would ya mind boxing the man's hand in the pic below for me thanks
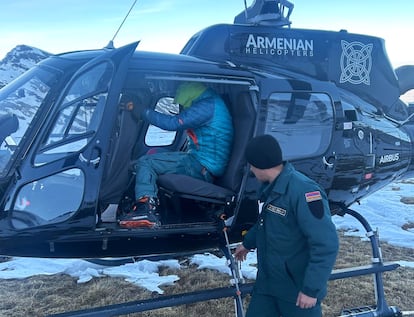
[296,291,317,309]
[234,244,249,261]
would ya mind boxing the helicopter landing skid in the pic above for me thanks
[335,208,402,317]
[48,208,404,317]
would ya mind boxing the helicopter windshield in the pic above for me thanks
[0,66,59,176]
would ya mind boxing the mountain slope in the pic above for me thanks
[0,45,51,88]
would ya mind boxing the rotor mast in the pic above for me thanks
[234,0,294,27]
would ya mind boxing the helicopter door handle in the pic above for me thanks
[323,155,335,168]
[79,152,101,167]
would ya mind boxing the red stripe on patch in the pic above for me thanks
[305,191,322,202]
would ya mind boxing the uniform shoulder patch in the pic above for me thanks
[305,191,322,202]
[305,191,324,219]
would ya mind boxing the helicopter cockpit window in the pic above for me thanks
[265,92,334,160]
[144,97,178,146]
[34,62,113,166]
[10,168,84,229]
[0,66,59,176]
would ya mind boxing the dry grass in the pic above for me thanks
[0,233,413,317]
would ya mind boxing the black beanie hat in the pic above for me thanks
[245,135,283,169]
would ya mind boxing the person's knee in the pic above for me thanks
[136,154,152,168]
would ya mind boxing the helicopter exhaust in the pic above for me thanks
[391,65,414,178]
[395,65,414,96]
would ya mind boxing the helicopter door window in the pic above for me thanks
[63,62,112,103]
[144,97,178,146]
[34,93,107,166]
[10,168,85,229]
[33,61,113,166]
[265,92,334,160]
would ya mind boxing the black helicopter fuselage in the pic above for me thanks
[0,21,413,258]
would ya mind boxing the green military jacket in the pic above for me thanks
[243,162,339,303]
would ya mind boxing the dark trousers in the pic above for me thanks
[246,292,322,317]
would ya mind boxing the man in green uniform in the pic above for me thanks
[235,134,339,317]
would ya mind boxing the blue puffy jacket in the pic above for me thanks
[142,89,234,176]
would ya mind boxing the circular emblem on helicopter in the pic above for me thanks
[357,129,364,140]
[340,40,373,85]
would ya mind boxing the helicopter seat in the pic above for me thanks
[157,91,255,220]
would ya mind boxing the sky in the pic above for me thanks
[1,0,414,68]
[0,179,413,295]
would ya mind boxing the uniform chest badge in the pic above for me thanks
[266,204,287,216]
[305,191,322,202]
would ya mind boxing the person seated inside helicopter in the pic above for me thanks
[118,82,234,229]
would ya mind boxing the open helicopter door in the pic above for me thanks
[2,43,137,238]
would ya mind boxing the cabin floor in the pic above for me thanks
[98,195,222,229]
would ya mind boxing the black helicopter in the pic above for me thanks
[2,1,414,316]
[0,0,413,251]
[1,0,414,293]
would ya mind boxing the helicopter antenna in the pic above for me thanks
[105,0,138,49]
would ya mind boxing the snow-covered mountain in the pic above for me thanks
[0,45,51,88]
